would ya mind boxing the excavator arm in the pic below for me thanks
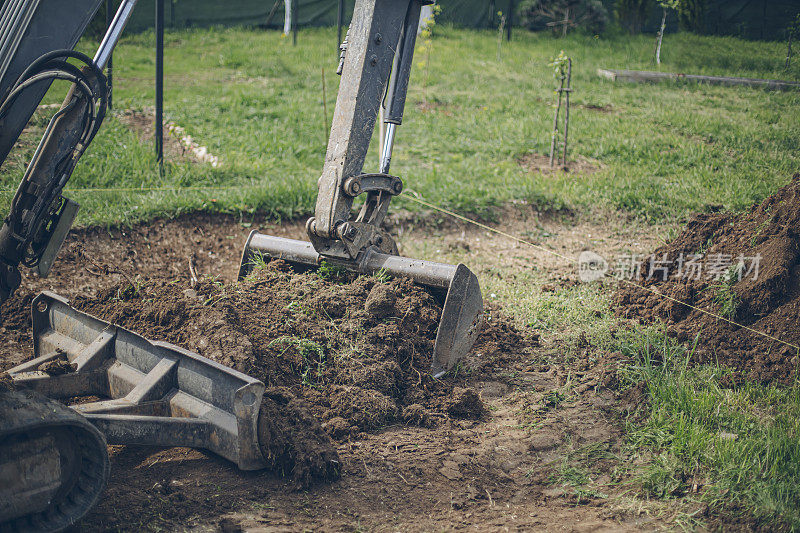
[0,0,136,308]
[241,0,483,377]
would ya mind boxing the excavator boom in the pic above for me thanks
[242,0,483,376]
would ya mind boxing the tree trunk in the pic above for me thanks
[283,0,292,36]
[655,8,666,65]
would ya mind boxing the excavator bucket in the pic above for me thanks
[239,232,483,376]
[239,0,483,375]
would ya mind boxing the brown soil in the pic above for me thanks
[517,152,602,176]
[579,103,615,113]
[615,174,800,386]
[117,108,214,165]
[69,262,522,437]
[0,211,661,531]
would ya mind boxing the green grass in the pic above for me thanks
[1,26,798,226]
[618,328,800,529]
[705,263,745,320]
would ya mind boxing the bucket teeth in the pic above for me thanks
[239,231,483,375]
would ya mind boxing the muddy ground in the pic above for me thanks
[0,209,671,532]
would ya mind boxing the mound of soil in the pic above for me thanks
[64,260,530,480]
[615,174,800,385]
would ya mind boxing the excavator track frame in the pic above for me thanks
[0,387,110,532]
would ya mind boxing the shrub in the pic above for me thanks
[615,0,652,35]
[518,0,609,35]
[676,0,707,33]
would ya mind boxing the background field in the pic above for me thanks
[1,26,798,226]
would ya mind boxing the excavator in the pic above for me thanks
[0,0,483,530]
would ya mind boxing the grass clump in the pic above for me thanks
[710,267,742,320]
[267,335,326,387]
[547,442,614,500]
[617,328,800,529]
[316,260,350,282]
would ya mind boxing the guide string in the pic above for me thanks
[401,191,800,353]
[0,183,795,352]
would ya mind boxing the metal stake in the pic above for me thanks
[507,0,514,41]
[292,0,298,45]
[337,0,345,51]
[106,0,114,109]
[155,0,164,170]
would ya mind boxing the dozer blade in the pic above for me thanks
[7,291,267,471]
[239,231,483,377]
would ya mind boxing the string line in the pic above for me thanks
[401,191,799,352]
[0,183,794,351]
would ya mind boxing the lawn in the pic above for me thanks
[1,26,798,226]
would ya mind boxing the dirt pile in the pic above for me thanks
[615,174,800,385]
[65,260,531,478]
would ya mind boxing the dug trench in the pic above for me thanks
[0,209,666,531]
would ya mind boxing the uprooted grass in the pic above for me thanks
[616,327,800,530]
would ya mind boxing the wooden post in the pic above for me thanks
[155,0,164,171]
[549,72,564,168]
[266,0,281,26]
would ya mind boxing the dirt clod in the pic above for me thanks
[364,284,397,318]
[257,387,340,488]
[321,417,351,440]
[37,358,76,376]
[328,386,399,430]
[446,387,485,419]
[401,403,432,427]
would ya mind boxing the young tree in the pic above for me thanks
[787,13,800,70]
[655,0,679,65]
